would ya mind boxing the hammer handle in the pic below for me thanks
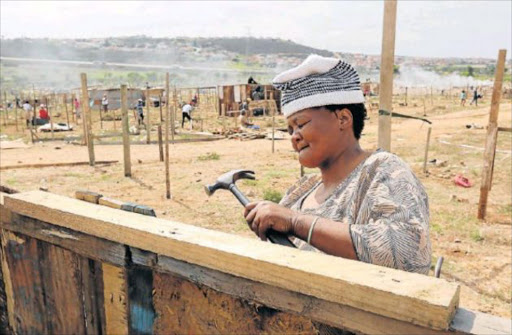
[229,185,296,248]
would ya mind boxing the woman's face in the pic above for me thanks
[287,108,347,168]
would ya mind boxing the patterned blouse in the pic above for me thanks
[280,150,432,275]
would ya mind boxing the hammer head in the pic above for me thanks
[205,169,255,196]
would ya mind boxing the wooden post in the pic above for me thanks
[423,127,432,174]
[221,104,226,133]
[271,92,275,153]
[404,87,408,105]
[64,94,70,127]
[300,165,304,177]
[172,87,178,140]
[165,74,171,199]
[80,73,95,166]
[121,84,131,177]
[377,0,397,151]
[146,88,151,144]
[14,93,19,131]
[158,125,164,162]
[159,93,163,122]
[71,93,76,123]
[46,97,54,140]
[2,91,7,126]
[478,49,507,220]
[99,99,103,129]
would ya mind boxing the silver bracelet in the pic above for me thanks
[307,217,320,245]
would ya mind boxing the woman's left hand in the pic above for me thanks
[244,201,297,241]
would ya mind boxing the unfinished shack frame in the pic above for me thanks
[0,190,510,335]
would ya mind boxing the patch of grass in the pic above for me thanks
[470,229,484,242]
[5,177,17,186]
[197,152,220,161]
[64,172,85,178]
[241,179,257,187]
[263,188,283,203]
[498,204,512,216]
[431,223,443,234]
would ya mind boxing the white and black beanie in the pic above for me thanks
[273,54,365,118]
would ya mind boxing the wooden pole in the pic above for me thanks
[159,93,163,122]
[2,91,7,126]
[300,165,304,177]
[99,99,103,129]
[172,86,177,140]
[271,91,275,153]
[478,49,507,220]
[377,0,397,151]
[14,93,18,131]
[422,127,432,174]
[121,84,132,177]
[64,94,70,126]
[158,125,164,162]
[80,73,95,166]
[404,87,408,105]
[46,97,54,140]
[146,88,151,144]
[165,73,171,199]
[72,93,76,123]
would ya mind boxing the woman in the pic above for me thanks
[244,55,431,274]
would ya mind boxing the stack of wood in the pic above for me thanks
[228,131,266,141]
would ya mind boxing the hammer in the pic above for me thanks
[205,169,296,248]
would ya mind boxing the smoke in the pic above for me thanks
[395,65,493,89]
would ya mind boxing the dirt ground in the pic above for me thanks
[1,95,511,319]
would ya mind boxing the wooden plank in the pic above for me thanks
[378,0,397,151]
[103,263,129,335]
[0,230,14,334]
[0,160,118,171]
[136,251,445,335]
[153,271,317,335]
[127,266,155,334]
[1,212,125,266]
[0,230,48,334]
[75,190,103,204]
[451,308,512,335]
[38,242,86,334]
[80,258,106,335]
[99,196,125,209]
[5,191,460,330]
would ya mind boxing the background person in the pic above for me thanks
[243,55,431,274]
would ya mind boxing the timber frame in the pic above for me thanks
[0,191,510,334]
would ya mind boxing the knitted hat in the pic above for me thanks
[273,54,364,117]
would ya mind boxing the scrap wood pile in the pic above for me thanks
[212,128,266,140]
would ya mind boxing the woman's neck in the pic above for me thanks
[319,142,366,189]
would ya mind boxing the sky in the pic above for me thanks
[1,1,511,59]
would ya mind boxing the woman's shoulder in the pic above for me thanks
[365,149,409,169]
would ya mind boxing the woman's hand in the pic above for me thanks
[244,201,297,241]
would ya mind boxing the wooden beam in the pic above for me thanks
[102,263,129,335]
[0,160,118,171]
[4,191,460,330]
[378,0,397,151]
[478,49,507,220]
[146,88,151,144]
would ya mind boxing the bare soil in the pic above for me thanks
[1,96,511,318]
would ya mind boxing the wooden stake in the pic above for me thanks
[172,86,177,139]
[80,73,95,166]
[146,88,151,144]
[478,49,507,220]
[165,74,171,199]
[271,92,275,153]
[99,99,103,129]
[14,93,18,131]
[377,0,397,151]
[158,125,164,162]
[423,127,432,174]
[46,97,54,140]
[221,104,226,133]
[300,165,304,177]
[404,87,408,105]
[159,93,163,122]
[121,84,131,177]
[2,91,7,126]
[64,94,70,127]
[71,93,77,124]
